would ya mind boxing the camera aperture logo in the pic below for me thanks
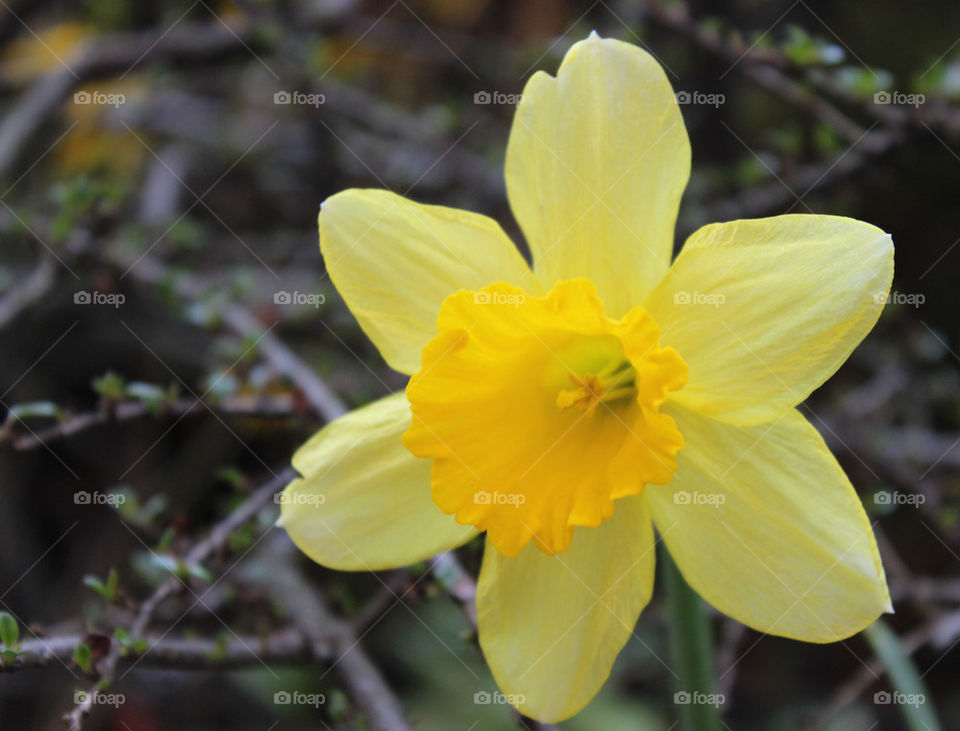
[675,90,725,108]
[874,690,924,707]
[273,690,325,707]
[473,291,525,307]
[474,690,525,705]
[874,290,924,308]
[874,90,924,108]
[474,490,525,507]
[673,290,725,308]
[673,490,726,508]
[674,691,725,707]
[74,291,125,308]
[73,90,125,108]
[474,90,523,106]
[75,491,126,507]
[74,690,125,708]
[874,490,925,507]
[274,91,325,107]
[274,291,325,308]
[275,492,325,507]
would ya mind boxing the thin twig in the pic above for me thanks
[0,21,268,181]
[11,628,310,671]
[429,551,478,631]
[10,394,299,450]
[634,1,869,144]
[252,532,411,731]
[122,253,347,422]
[0,253,56,330]
[65,467,293,728]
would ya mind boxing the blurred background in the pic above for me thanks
[0,0,958,729]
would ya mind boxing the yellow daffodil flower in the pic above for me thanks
[279,32,893,722]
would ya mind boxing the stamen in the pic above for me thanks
[556,360,636,416]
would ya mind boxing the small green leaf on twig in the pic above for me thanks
[113,628,147,655]
[327,688,349,722]
[73,642,93,673]
[210,634,228,662]
[83,568,120,602]
[125,382,172,416]
[3,402,63,437]
[0,612,19,649]
[92,371,126,400]
[184,562,212,583]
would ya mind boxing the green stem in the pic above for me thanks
[661,545,722,731]
[863,620,941,731]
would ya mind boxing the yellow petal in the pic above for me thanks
[645,403,891,642]
[280,392,476,570]
[477,495,655,722]
[319,189,541,374]
[505,33,691,316]
[645,215,894,424]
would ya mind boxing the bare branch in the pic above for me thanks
[65,466,293,728]
[12,629,309,671]
[0,253,56,330]
[252,533,411,731]
[122,252,347,422]
[10,394,299,451]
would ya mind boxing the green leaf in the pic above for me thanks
[128,639,147,654]
[91,371,126,400]
[327,688,350,722]
[82,575,108,598]
[156,527,177,553]
[105,568,119,600]
[125,382,168,412]
[5,401,62,423]
[0,611,19,648]
[83,568,120,602]
[184,562,212,583]
[73,642,93,673]
[151,554,180,575]
[210,634,228,662]
[864,620,942,731]
[113,628,146,655]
